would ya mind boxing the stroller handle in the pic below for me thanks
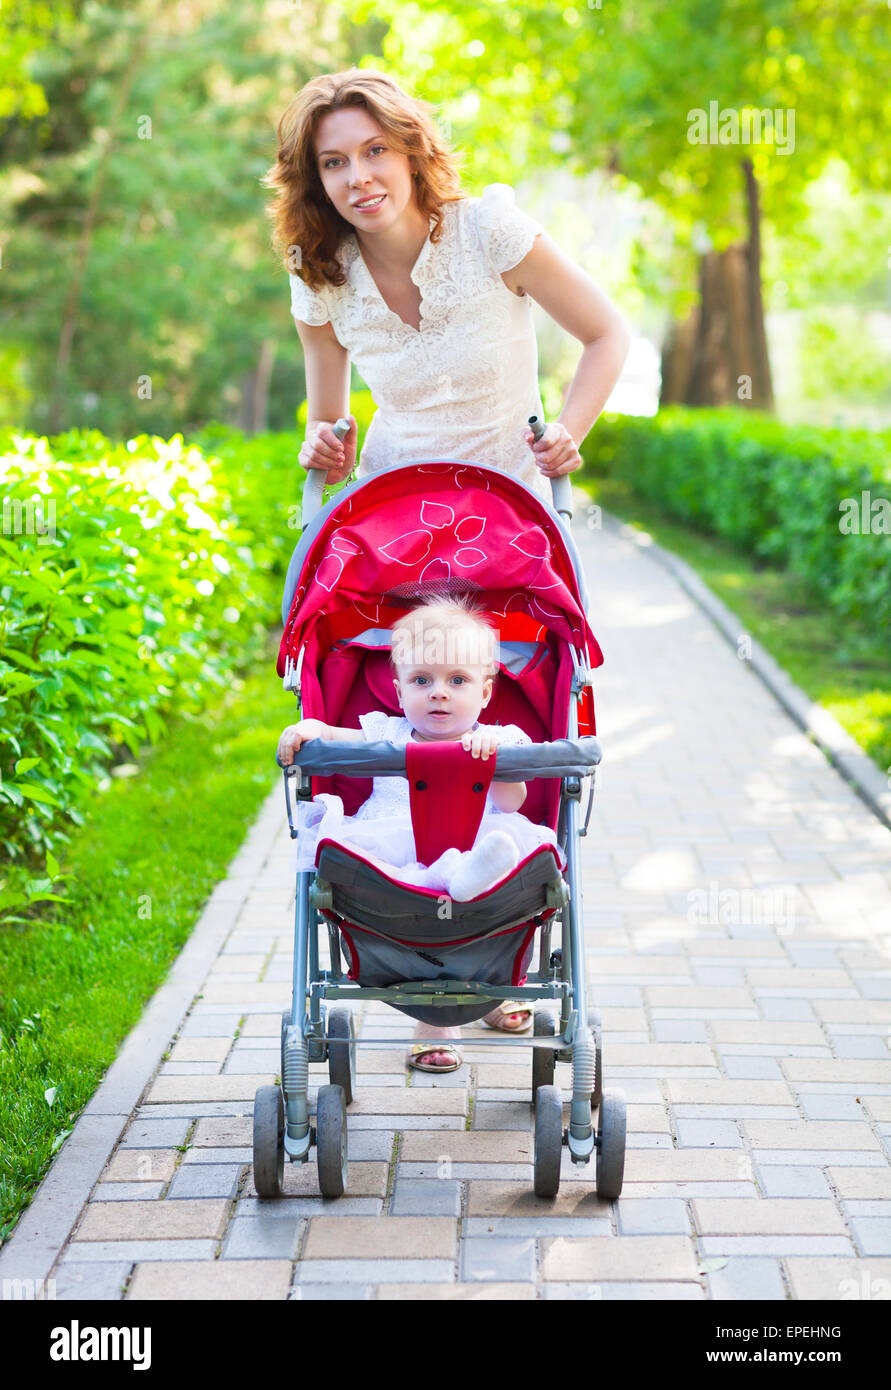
[277,734,601,781]
[300,415,575,529]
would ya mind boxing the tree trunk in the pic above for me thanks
[660,160,774,410]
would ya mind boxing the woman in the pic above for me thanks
[264,68,629,1070]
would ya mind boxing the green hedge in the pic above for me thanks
[0,395,377,927]
[581,408,891,634]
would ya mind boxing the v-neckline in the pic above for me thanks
[354,222,434,334]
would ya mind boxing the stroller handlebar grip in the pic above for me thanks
[529,415,573,522]
[278,734,601,780]
[301,417,351,529]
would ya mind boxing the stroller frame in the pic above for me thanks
[253,451,627,1201]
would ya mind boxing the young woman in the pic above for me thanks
[264,67,630,501]
[264,69,629,1067]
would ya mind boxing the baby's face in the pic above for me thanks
[393,659,493,742]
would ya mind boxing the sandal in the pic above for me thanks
[407,1042,464,1073]
[482,1001,533,1033]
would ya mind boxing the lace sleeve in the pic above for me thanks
[491,722,533,748]
[289,272,331,327]
[476,183,543,274]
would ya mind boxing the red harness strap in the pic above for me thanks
[405,740,496,865]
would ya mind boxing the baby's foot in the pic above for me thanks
[406,1022,463,1072]
[448,831,520,902]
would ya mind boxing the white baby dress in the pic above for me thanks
[288,183,552,502]
[294,711,563,895]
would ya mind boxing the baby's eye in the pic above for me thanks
[413,675,430,685]
[451,676,466,685]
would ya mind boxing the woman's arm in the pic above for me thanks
[504,234,631,477]
[295,318,356,483]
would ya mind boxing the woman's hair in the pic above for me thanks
[390,594,499,678]
[263,68,466,291]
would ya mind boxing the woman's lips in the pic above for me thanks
[353,194,386,214]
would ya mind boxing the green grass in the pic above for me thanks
[0,640,297,1246]
[580,476,891,779]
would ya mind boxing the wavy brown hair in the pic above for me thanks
[263,68,466,291]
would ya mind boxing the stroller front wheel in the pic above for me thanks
[253,1085,284,1198]
[533,1084,563,1198]
[316,1084,348,1197]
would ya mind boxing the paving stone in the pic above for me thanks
[709,1021,827,1045]
[461,1236,535,1283]
[390,1181,461,1216]
[754,1149,887,1167]
[347,1115,464,1131]
[179,1013,242,1037]
[52,1262,132,1301]
[102,1150,178,1183]
[375,1282,536,1300]
[698,1236,855,1256]
[849,1219,891,1256]
[73,1199,230,1242]
[166,1164,241,1199]
[128,1259,292,1300]
[759,998,816,1021]
[798,1094,869,1121]
[92,1183,165,1202]
[291,1285,372,1300]
[120,1119,192,1148]
[755,1165,833,1198]
[145,1075,274,1103]
[465,1183,610,1217]
[692,1199,847,1235]
[542,1281,703,1300]
[705,1257,786,1301]
[294,1260,455,1284]
[785,1257,891,1300]
[221,1216,304,1260]
[719,1055,784,1080]
[345,1088,467,1115]
[223,1050,279,1074]
[827,1167,891,1199]
[470,1103,532,1131]
[242,1162,389,1199]
[782,1059,891,1084]
[541,1235,699,1282]
[238,1196,382,1217]
[665,1079,795,1105]
[464,1217,609,1237]
[623,1151,748,1182]
[192,1117,253,1147]
[675,1119,742,1149]
[61,1240,219,1263]
[167,1038,231,1064]
[303,1217,457,1260]
[742,1120,881,1150]
[400,1132,534,1163]
[830,1035,891,1059]
[671,1105,797,1120]
[183,1147,253,1165]
[399,1163,533,1182]
[616,1199,691,1235]
[159,1062,223,1077]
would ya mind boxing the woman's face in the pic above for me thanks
[314,106,417,235]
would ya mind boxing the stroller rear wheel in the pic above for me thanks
[531,1009,556,1101]
[316,1084,348,1197]
[253,1085,284,1198]
[596,1088,626,1200]
[327,1006,357,1105]
[533,1084,563,1197]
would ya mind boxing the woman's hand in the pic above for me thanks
[299,416,357,485]
[522,421,583,478]
[277,719,329,765]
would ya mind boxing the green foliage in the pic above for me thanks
[581,409,891,634]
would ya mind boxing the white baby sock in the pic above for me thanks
[447,831,520,902]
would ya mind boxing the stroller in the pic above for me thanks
[252,432,627,1200]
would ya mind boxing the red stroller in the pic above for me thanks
[253,446,627,1199]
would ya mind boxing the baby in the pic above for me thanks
[276,594,561,1069]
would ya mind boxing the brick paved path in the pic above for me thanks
[25,514,891,1300]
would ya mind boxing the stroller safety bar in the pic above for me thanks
[300,415,575,530]
[278,734,601,781]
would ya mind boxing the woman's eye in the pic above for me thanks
[370,145,385,155]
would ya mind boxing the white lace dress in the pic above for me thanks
[289,183,551,501]
[294,711,561,891]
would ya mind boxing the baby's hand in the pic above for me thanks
[461,727,499,761]
[277,719,327,765]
